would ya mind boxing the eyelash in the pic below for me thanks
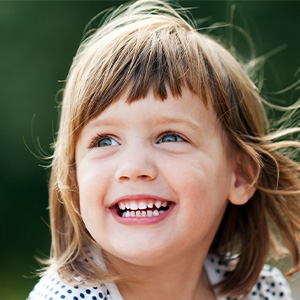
[157,131,186,144]
[89,131,186,148]
[89,134,118,148]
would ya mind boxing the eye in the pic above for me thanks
[158,132,184,144]
[90,135,119,148]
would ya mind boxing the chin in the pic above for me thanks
[106,242,173,267]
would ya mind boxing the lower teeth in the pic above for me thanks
[121,209,166,218]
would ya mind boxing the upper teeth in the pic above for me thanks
[118,200,168,211]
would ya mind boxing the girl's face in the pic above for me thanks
[75,87,237,267]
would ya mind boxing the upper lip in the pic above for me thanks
[109,194,172,208]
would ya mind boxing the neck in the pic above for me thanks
[106,251,216,300]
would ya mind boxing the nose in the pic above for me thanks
[115,147,158,182]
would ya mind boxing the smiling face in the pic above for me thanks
[75,87,237,267]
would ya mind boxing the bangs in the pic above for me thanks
[123,28,210,102]
[69,22,214,132]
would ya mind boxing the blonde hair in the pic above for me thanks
[47,0,300,297]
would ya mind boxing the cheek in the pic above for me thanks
[77,164,112,243]
[76,160,114,217]
[160,151,231,215]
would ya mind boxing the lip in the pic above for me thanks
[109,194,175,225]
[109,194,172,207]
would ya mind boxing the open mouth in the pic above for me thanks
[112,200,172,218]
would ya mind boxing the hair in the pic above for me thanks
[45,0,300,297]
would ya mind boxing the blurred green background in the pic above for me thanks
[0,1,299,299]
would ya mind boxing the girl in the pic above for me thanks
[27,0,300,299]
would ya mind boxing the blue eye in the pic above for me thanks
[94,136,119,147]
[158,133,184,143]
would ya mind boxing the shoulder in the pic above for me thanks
[26,270,118,300]
[246,264,293,300]
[205,254,293,300]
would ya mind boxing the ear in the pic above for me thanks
[228,159,256,205]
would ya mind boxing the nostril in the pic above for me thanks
[118,175,130,181]
[115,162,158,181]
[139,174,151,179]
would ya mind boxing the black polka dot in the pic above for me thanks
[27,255,292,300]
[257,282,261,290]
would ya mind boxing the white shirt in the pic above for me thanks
[27,254,293,300]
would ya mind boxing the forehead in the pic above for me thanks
[81,87,218,135]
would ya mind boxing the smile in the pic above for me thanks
[109,195,175,224]
[117,200,169,218]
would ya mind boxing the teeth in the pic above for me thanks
[147,202,153,208]
[119,202,126,210]
[153,210,159,216]
[118,200,170,217]
[118,200,168,210]
[154,201,161,209]
[129,202,138,210]
[121,209,167,218]
[138,202,147,210]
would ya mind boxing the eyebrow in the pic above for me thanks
[88,115,202,132]
[152,116,202,132]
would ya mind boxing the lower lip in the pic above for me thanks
[110,204,175,225]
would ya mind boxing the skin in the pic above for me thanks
[75,87,255,300]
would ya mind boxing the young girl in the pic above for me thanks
[27,0,300,299]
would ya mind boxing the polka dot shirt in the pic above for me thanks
[204,254,293,299]
[27,254,293,300]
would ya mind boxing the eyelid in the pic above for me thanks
[89,134,119,148]
[157,131,187,143]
